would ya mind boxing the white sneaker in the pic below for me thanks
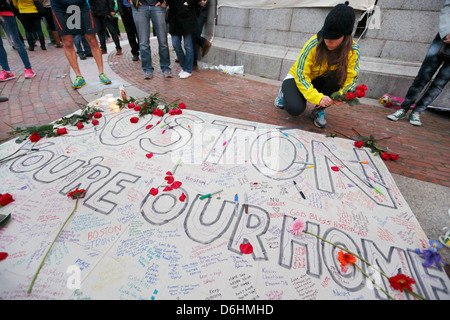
[179,71,192,79]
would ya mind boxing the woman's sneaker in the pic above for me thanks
[408,111,422,126]
[310,107,327,128]
[0,70,15,81]
[72,76,86,89]
[99,73,111,85]
[274,87,284,109]
[387,109,407,121]
[24,69,36,79]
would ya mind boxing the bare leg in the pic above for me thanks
[61,34,82,77]
[84,33,104,74]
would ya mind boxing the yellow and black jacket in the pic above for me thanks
[288,34,360,106]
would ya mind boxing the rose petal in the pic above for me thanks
[146,153,153,159]
[166,171,173,176]
[171,181,182,189]
[0,252,8,261]
[149,188,158,196]
[165,176,175,184]
[239,242,253,255]
[179,193,186,202]
[331,166,339,172]
[163,186,173,191]
[146,124,153,129]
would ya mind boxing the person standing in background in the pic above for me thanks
[131,0,172,79]
[166,0,197,79]
[117,0,139,61]
[193,0,210,69]
[37,0,63,47]
[12,0,46,51]
[50,0,112,88]
[89,0,122,55]
[387,0,449,126]
[0,0,36,81]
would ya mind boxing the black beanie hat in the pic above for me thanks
[318,1,355,40]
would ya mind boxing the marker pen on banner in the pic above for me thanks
[244,192,248,213]
[293,181,306,199]
[200,189,223,200]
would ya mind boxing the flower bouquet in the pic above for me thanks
[331,84,368,106]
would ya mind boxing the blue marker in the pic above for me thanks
[234,194,239,216]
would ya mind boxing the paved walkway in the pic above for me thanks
[1,38,450,269]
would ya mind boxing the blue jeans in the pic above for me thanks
[74,34,92,56]
[0,15,32,70]
[172,34,194,73]
[132,5,171,73]
[401,33,450,113]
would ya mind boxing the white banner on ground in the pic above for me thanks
[217,0,376,11]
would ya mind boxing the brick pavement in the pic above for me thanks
[0,43,449,188]
[0,45,87,142]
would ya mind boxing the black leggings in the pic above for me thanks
[282,71,340,116]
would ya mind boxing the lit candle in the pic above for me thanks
[107,97,117,110]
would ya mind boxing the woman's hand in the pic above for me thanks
[319,96,333,108]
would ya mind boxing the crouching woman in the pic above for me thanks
[275,1,361,128]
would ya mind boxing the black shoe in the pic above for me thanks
[132,54,139,61]
[0,96,8,102]
[79,53,87,60]
[85,53,93,57]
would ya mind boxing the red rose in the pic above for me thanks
[178,102,186,109]
[355,84,368,91]
[169,109,176,115]
[345,92,356,100]
[356,90,365,98]
[174,108,182,115]
[152,109,164,117]
[380,152,391,161]
[130,117,139,123]
[384,102,393,108]
[354,141,364,148]
[93,112,102,119]
[77,122,84,130]
[57,128,68,135]
[0,193,14,206]
[390,153,399,160]
[128,102,135,109]
[29,132,40,143]
[134,105,141,112]
[92,119,99,126]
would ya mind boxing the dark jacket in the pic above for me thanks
[0,0,14,12]
[166,0,197,36]
[90,0,115,17]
